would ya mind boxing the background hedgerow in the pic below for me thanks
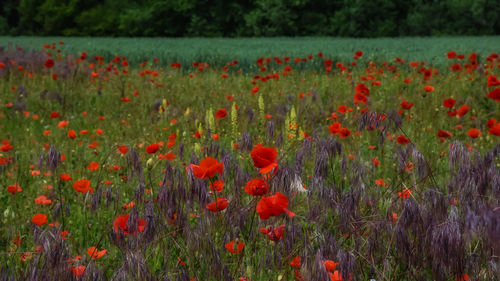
[0,40,499,281]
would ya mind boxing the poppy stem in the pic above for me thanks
[244,199,258,242]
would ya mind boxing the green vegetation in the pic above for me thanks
[1,0,500,37]
[0,41,499,280]
[1,36,500,69]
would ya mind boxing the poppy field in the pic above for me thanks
[0,39,499,281]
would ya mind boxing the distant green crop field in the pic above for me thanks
[1,36,499,69]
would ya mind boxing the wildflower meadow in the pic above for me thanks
[0,39,499,281]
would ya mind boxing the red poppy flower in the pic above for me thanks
[355,83,369,95]
[59,174,72,181]
[34,195,51,205]
[7,184,22,195]
[206,198,229,212]
[466,128,481,138]
[256,192,295,220]
[244,178,269,196]
[87,161,99,171]
[396,135,410,145]
[215,108,227,119]
[188,157,223,179]
[353,93,367,104]
[330,270,351,281]
[487,88,500,102]
[250,144,278,174]
[158,153,176,160]
[457,105,469,117]
[323,260,339,272]
[87,247,107,260]
[329,122,341,135]
[209,180,224,192]
[443,98,456,108]
[375,178,388,187]
[0,143,13,152]
[193,130,202,138]
[289,256,301,268]
[146,143,160,154]
[73,179,93,193]
[400,100,414,110]
[113,214,147,235]
[67,130,76,139]
[487,75,500,88]
[225,240,244,254]
[447,51,457,59]
[339,128,351,138]
[423,85,434,92]
[70,266,85,277]
[398,188,412,199]
[44,59,54,69]
[437,130,453,138]
[32,213,47,226]
[488,124,500,136]
[260,224,285,241]
[58,120,69,128]
[487,118,497,128]
[118,145,128,154]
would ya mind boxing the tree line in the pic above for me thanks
[1,0,499,37]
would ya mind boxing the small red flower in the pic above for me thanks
[113,214,147,235]
[457,105,469,117]
[209,180,224,192]
[437,130,453,138]
[256,192,295,220]
[398,188,412,199]
[225,240,244,254]
[188,157,223,179]
[400,100,414,110]
[87,247,107,260]
[118,145,128,154]
[396,135,410,145]
[423,85,434,92]
[260,224,285,241]
[487,75,500,88]
[250,144,278,174]
[244,178,269,196]
[442,98,456,108]
[146,143,160,154]
[215,108,227,119]
[289,256,301,268]
[7,184,22,195]
[206,198,229,212]
[32,213,47,226]
[339,128,351,138]
[70,266,85,277]
[59,174,73,181]
[466,128,481,138]
[73,179,93,193]
[323,260,339,272]
[67,130,76,139]
[44,59,55,69]
[329,122,341,135]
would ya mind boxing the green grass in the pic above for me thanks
[1,36,500,69]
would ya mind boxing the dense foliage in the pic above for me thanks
[0,40,499,280]
[1,0,500,37]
